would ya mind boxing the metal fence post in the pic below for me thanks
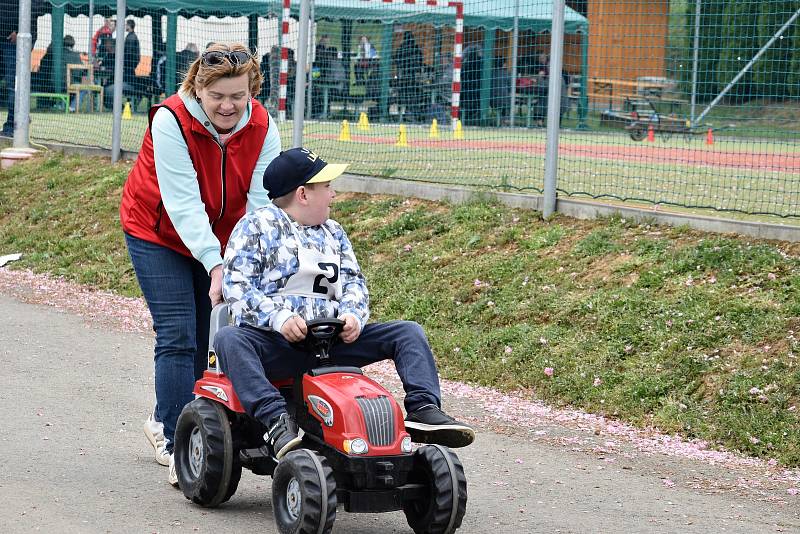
[292,0,311,148]
[543,0,565,219]
[12,0,32,148]
[111,0,126,163]
[87,0,95,67]
[509,0,519,128]
[689,0,701,127]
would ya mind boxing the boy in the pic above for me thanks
[215,147,475,459]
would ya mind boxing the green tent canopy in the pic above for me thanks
[49,0,587,34]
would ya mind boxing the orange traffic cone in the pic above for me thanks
[706,128,714,145]
[647,124,655,142]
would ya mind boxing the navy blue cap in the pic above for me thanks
[263,148,348,199]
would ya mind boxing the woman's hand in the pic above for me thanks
[209,265,224,306]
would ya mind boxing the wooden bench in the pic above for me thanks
[30,92,69,112]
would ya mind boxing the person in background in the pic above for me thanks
[31,35,78,94]
[119,42,281,487]
[176,43,199,78]
[103,19,141,109]
[354,34,378,87]
[95,33,115,87]
[490,56,512,125]
[91,17,115,56]
[460,43,482,125]
[123,19,140,89]
[0,0,48,137]
[532,52,549,126]
[258,48,271,104]
[312,34,339,117]
[392,30,424,122]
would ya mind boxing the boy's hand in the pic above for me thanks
[340,314,361,344]
[280,315,308,343]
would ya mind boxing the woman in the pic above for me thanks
[119,42,281,486]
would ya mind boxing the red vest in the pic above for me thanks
[120,94,269,260]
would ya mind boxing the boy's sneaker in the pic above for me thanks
[168,453,179,488]
[144,411,170,466]
[404,404,475,448]
[263,413,302,460]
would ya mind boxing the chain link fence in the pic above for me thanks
[3,0,799,223]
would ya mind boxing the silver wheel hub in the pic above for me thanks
[188,427,204,478]
[286,478,301,520]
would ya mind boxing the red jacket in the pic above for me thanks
[120,94,269,260]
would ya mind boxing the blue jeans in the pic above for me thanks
[214,321,442,427]
[124,233,212,451]
[2,41,16,132]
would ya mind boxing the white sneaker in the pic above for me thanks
[168,453,179,488]
[144,411,170,466]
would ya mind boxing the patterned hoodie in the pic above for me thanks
[223,203,369,333]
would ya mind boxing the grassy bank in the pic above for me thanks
[2,151,799,465]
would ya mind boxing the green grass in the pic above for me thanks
[10,107,799,222]
[2,151,800,465]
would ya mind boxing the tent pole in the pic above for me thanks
[111,0,127,163]
[51,7,64,94]
[543,0,565,219]
[292,0,311,148]
[248,15,258,53]
[479,29,494,124]
[577,29,587,129]
[166,13,177,94]
[509,0,519,127]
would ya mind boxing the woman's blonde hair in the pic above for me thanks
[180,42,263,97]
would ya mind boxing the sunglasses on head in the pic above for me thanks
[201,50,252,67]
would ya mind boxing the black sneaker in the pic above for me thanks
[404,404,475,448]
[263,413,302,459]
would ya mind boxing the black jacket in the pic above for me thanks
[0,0,49,44]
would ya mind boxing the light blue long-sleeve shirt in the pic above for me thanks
[151,91,281,273]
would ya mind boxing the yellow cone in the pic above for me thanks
[122,101,133,120]
[429,118,439,139]
[357,112,370,131]
[396,124,409,147]
[338,120,351,142]
[453,119,464,140]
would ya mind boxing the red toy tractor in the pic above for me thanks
[174,305,468,534]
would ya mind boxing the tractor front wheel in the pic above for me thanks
[272,449,337,534]
[404,444,467,534]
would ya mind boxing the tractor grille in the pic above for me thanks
[356,395,395,446]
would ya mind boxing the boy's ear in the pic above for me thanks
[295,185,308,204]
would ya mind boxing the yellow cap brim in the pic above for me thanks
[307,163,348,184]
